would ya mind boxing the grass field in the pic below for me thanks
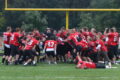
[0,61,120,80]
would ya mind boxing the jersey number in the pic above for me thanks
[28,40,33,45]
[11,35,14,40]
[48,42,54,47]
[114,36,117,42]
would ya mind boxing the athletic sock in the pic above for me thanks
[48,61,51,64]
[33,61,36,64]
[2,58,5,64]
[24,63,28,66]
[54,61,57,64]
[5,60,8,65]
[14,60,19,65]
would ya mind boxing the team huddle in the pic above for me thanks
[2,27,120,69]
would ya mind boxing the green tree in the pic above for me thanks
[21,11,48,31]
[3,0,120,31]
[0,12,6,31]
[79,12,95,28]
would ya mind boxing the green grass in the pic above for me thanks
[0,62,120,80]
[0,50,4,54]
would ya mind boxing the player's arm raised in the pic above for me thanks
[54,43,57,55]
[43,42,47,53]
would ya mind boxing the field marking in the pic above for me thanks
[0,67,118,72]
[0,76,119,79]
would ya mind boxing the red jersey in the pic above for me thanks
[57,37,64,45]
[89,32,95,38]
[19,39,27,50]
[3,32,11,45]
[10,32,21,46]
[88,41,97,52]
[26,34,33,41]
[45,40,57,51]
[33,31,41,38]
[60,31,67,39]
[95,39,107,52]
[78,33,84,39]
[100,35,105,40]
[68,33,79,45]
[82,32,90,40]
[108,32,118,46]
[119,37,120,44]
[76,40,88,50]
[78,61,96,69]
[25,38,39,50]
[56,33,60,37]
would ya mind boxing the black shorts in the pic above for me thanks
[24,50,35,59]
[76,45,82,53]
[89,53,98,63]
[57,44,65,56]
[10,44,20,56]
[108,45,118,59]
[32,50,39,56]
[96,63,106,68]
[4,45,10,56]
[81,49,89,57]
[118,49,120,55]
[46,51,56,57]
[57,42,73,56]
[19,50,24,56]
[35,45,40,55]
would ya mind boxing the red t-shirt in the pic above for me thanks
[108,32,118,46]
[3,32,12,45]
[19,39,26,50]
[10,32,21,46]
[88,41,97,52]
[76,40,88,50]
[78,61,96,69]
[100,35,105,40]
[25,38,39,50]
[56,33,60,37]
[111,32,118,46]
[60,31,67,39]
[82,32,90,40]
[89,32,95,38]
[45,40,57,51]
[95,39,108,52]
[68,33,79,45]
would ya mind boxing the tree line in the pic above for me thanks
[0,0,120,32]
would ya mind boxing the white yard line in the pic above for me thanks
[0,76,118,79]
